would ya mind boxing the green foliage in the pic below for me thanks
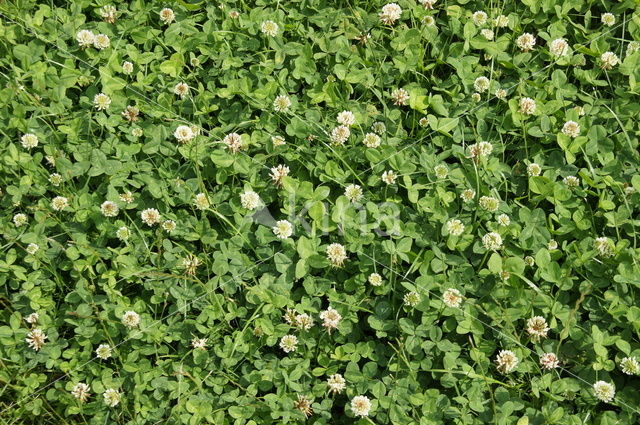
[0,0,640,424]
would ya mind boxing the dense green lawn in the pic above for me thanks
[1,1,639,424]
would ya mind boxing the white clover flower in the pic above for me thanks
[600,51,619,69]
[337,110,356,126]
[593,381,615,403]
[93,34,110,50]
[273,95,291,112]
[72,383,91,402]
[93,93,111,110]
[391,88,410,105]
[497,214,510,226]
[132,128,143,137]
[174,125,195,143]
[182,255,201,275]
[240,191,261,210]
[271,135,286,147]
[279,334,298,353]
[173,82,189,98]
[494,15,509,28]
[379,3,402,25]
[141,208,161,226]
[326,243,347,267]
[620,357,640,375]
[526,316,550,341]
[229,10,240,19]
[540,352,560,370]
[350,395,372,417]
[479,141,493,156]
[283,308,298,326]
[121,105,140,122]
[48,173,61,185]
[480,29,494,40]
[100,201,119,217]
[20,133,39,149]
[319,306,342,332]
[294,394,313,417]
[120,191,134,204]
[51,196,69,211]
[159,8,175,24]
[116,226,130,241]
[468,141,493,159]
[422,15,436,27]
[419,0,437,9]
[562,121,580,138]
[442,288,463,308]
[26,243,39,255]
[495,350,518,373]
[549,38,569,57]
[273,220,293,239]
[330,125,351,145]
[194,193,210,210]
[574,105,586,116]
[495,88,507,99]
[122,61,134,74]
[100,5,117,23]
[121,311,140,328]
[563,175,580,187]
[270,164,290,186]
[368,272,383,286]
[548,239,558,250]
[76,29,95,47]
[103,388,121,407]
[479,196,499,211]
[460,189,476,203]
[261,20,279,36]
[222,132,243,153]
[482,232,503,251]
[26,328,47,351]
[96,344,112,360]
[594,236,615,257]
[371,121,386,135]
[327,374,346,394]
[294,313,314,331]
[527,163,542,176]
[627,41,640,57]
[191,337,208,350]
[181,256,199,275]
[471,93,481,102]
[344,184,363,203]
[516,33,536,51]
[363,133,381,148]
[162,220,176,233]
[419,116,429,127]
[474,76,490,93]
[524,256,535,267]
[434,164,449,179]
[601,13,615,27]
[381,170,397,185]
[14,213,28,227]
[472,11,487,26]
[403,291,420,307]
[446,219,465,236]
[25,312,39,324]
[519,97,537,115]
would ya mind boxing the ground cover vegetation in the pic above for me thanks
[1,0,640,424]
